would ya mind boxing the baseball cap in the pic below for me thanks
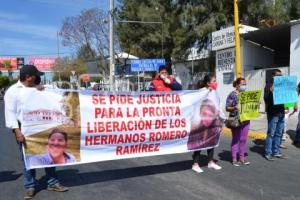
[20,65,44,76]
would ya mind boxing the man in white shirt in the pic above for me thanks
[4,65,68,199]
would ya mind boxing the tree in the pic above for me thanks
[289,0,300,20]
[116,0,232,62]
[239,0,300,27]
[0,76,10,89]
[77,44,97,61]
[60,8,110,60]
[52,57,88,82]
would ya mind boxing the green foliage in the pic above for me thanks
[239,0,300,27]
[116,0,233,61]
[0,76,10,89]
[117,0,300,62]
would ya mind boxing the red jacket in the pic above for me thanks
[150,75,182,91]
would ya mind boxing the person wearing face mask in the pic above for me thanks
[149,65,182,91]
[264,69,287,161]
[189,74,222,173]
[226,77,250,166]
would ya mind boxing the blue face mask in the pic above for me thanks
[240,85,247,92]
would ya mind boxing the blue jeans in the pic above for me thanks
[295,112,300,142]
[18,143,59,189]
[265,114,285,156]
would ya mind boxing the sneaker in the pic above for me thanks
[47,183,69,192]
[265,155,275,161]
[192,165,204,173]
[24,188,35,200]
[232,160,240,167]
[240,160,250,165]
[208,162,222,170]
[273,154,288,159]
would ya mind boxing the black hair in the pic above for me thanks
[158,65,168,72]
[233,77,245,87]
[272,69,282,76]
[19,73,27,81]
[34,76,41,85]
[198,73,216,89]
[48,128,68,141]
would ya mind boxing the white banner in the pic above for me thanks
[21,89,224,169]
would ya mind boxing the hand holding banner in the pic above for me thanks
[273,76,298,105]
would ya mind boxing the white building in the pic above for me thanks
[212,21,300,111]
[23,109,74,125]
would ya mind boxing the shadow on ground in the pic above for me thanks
[36,160,193,190]
[249,139,265,157]
[0,171,22,183]
[218,150,231,163]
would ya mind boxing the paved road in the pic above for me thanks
[0,101,300,200]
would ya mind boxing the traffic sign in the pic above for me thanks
[82,74,90,82]
[131,59,165,72]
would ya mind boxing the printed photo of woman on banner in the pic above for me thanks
[187,98,223,150]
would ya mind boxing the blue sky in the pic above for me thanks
[0,0,109,58]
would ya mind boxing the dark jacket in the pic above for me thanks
[264,82,285,116]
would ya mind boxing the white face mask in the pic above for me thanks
[160,74,167,80]
[240,85,247,92]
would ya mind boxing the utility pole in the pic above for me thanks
[57,31,61,82]
[234,0,242,78]
[57,31,60,58]
[109,0,115,91]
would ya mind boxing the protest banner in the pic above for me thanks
[20,89,224,169]
[273,76,298,105]
[239,90,261,122]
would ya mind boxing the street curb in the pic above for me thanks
[222,127,266,140]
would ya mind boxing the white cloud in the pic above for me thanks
[0,19,58,40]
[0,37,49,55]
[0,11,29,21]
[0,37,72,56]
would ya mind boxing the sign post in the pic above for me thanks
[131,59,165,72]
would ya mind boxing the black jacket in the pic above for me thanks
[264,83,285,116]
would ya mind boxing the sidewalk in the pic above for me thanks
[222,113,299,140]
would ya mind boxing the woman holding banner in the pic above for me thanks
[226,77,250,167]
[189,74,222,173]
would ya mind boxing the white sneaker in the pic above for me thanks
[208,162,222,170]
[192,165,204,173]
